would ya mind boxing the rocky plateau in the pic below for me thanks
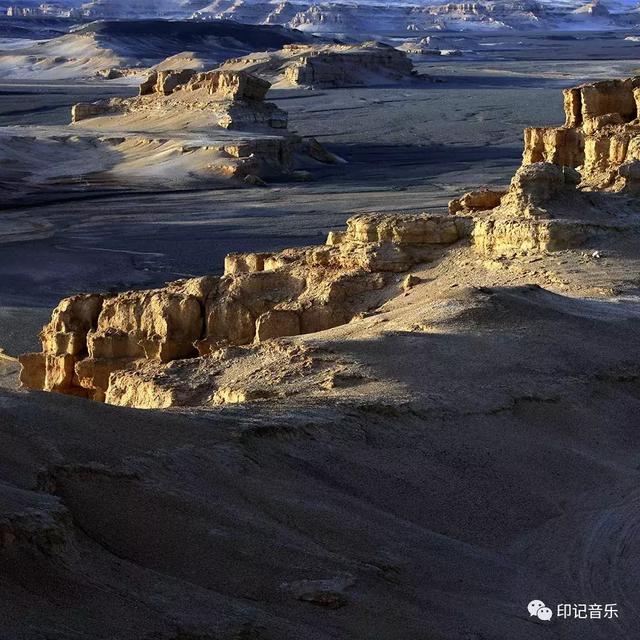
[215,41,419,88]
[19,75,640,414]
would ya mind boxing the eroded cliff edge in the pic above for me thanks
[6,74,640,640]
[19,75,640,409]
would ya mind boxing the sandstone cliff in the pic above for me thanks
[19,157,640,408]
[19,213,467,406]
[523,76,640,190]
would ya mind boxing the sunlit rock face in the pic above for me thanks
[524,76,640,190]
[19,212,468,407]
[19,76,640,408]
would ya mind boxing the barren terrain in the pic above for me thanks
[1,25,640,640]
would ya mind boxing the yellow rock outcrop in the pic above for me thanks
[20,76,640,408]
[523,76,640,189]
[19,212,466,404]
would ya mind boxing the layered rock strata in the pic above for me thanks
[523,76,640,190]
[20,213,467,404]
[216,42,418,88]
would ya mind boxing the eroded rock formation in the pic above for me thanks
[65,67,338,183]
[216,42,418,88]
[20,76,640,408]
[72,68,288,130]
[523,76,640,190]
[283,42,415,87]
[467,162,637,257]
[19,213,467,406]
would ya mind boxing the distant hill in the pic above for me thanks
[0,19,318,80]
[1,0,639,41]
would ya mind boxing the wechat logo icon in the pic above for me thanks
[528,600,553,621]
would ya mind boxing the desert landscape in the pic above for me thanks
[2,1,640,638]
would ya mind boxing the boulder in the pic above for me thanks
[448,188,506,214]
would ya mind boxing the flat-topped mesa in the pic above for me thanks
[283,42,415,87]
[523,76,640,189]
[71,69,288,131]
[19,212,469,406]
[216,42,418,89]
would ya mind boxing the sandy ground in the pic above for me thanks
[2,278,640,638]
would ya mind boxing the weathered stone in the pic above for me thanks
[75,357,136,401]
[140,68,270,101]
[281,42,415,88]
[18,352,46,390]
[473,219,589,257]
[44,354,77,392]
[39,294,103,356]
[156,69,198,95]
[105,369,177,409]
[212,387,276,405]
[243,174,267,187]
[255,310,301,342]
[71,102,113,123]
[345,213,464,245]
[326,231,345,246]
[523,76,640,189]
[98,68,124,80]
[224,252,271,276]
[402,274,420,291]
[304,137,339,164]
[139,70,158,95]
[449,189,506,214]
[498,163,581,217]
